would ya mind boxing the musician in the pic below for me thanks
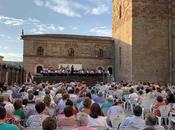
[71,65,74,75]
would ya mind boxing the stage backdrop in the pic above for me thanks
[58,64,82,70]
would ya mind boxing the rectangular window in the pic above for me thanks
[119,5,122,19]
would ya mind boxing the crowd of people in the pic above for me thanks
[40,66,109,76]
[0,81,175,130]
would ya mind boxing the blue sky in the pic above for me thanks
[0,0,112,61]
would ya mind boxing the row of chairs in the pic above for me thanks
[123,97,175,130]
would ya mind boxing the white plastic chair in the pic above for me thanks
[125,99,134,112]
[168,111,175,130]
[141,106,151,120]
[141,107,145,119]
[110,114,125,129]
[123,101,127,110]
[157,105,171,126]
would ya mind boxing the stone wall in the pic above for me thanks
[171,0,175,83]
[132,0,169,82]
[113,0,170,83]
[0,56,3,64]
[22,35,113,74]
[112,0,133,81]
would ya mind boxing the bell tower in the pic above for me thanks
[112,0,170,83]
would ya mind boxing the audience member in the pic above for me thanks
[152,96,166,117]
[0,81,174,130]
[26,102,48,128]
[82,97,92,114]
[42,117,56,130]
[119,105,145,130]
[72,112,97,130]
[0,106,19,130]
[88,103,108,129]
[13,99,25,121]
[140,113,164,130]
[57,106,76,127]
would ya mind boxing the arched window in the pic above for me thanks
[98,49,104,57]
[36,66,43,73]
[37,47,44,56]
[68,48,74,57]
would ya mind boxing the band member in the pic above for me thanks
[71,65,74,75]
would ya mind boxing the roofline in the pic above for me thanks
[21,34,113,41]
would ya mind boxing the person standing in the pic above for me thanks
[71,65,74,75]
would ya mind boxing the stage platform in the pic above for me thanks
[33,74,107,85]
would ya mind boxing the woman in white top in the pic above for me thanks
[87,103,108,129]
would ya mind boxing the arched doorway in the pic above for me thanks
[108,67,112,75]
[36,66,43,73]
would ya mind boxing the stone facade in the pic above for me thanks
[0,60,25,86]
[112,0,133,81]
[171,0,175,84]
[22,34,113,75]
[22,0,175,83]
[0,56,4,64]
[112,0,173,83]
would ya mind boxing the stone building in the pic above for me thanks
[0,56,25,86]
[21,0,175,83]
[112,0,175,83]
[0,56,3,64]
[21,34,114,75]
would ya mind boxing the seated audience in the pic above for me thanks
[138,90,145,104]
[101,95,113,116]
[139,113,164,130]
[166,89,175,104]
[0,106,19,130]
[0,95,5,107]
[13,99,25,121]
[57,106,76,127]
[107,99,124,118]
[152,96,166,117]
[42,117,57,130]
[106,99,125,129]
[5,104,16,124]
[82,97,92,114]
[72,112,97,130]
[93,92,105,104]
[43,95,55,116]
[26,102,48,128]
[119,105,145,130]
[0,80,174,130]
[87,103,108,129]
[56,93,69,113]
[65,99,78,115]
[128,88,139,103]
